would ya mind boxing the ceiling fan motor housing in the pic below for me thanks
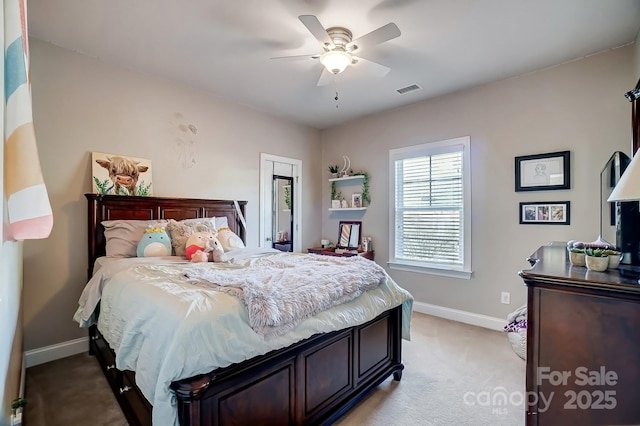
[325,27,354,51]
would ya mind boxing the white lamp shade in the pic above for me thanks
[320,50,351,74]
[608,151,640,202]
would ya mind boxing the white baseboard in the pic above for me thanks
[24,337,88,368]
[412,301,506,331]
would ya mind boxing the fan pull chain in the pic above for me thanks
[333,77,339,109]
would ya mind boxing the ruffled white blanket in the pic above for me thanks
[183,253,387,338]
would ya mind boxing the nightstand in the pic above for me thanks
[307,247,375,261]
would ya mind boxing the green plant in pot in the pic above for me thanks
[584,248,609,272]
[603,249,622,269]
[568,247,586,266]
[328,165,339,177]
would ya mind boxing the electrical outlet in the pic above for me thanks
[501,292,511,304]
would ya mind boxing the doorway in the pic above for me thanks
[260,153,302,252]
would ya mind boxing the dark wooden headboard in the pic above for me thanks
[85,193,247,277]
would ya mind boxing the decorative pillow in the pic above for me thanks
[209,216,244,252]
[136,225,172,257]
[102,219,168,257]
[165,218,217,257]
[217,227,245,252]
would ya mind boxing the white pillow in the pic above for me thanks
[102,219,168,257]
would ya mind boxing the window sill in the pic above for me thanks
[387,260,472,279]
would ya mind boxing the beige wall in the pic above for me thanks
[0,242,22,425]
[23,39,323,351]
[322,44,635,320]
[21,37,638,353]
[0,103,23,424]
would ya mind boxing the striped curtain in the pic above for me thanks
[3,0,52,241]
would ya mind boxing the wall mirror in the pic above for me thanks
[599,151,637,250]
[337,221,361,250]
[273,175,293,252]
[600,151,630,248]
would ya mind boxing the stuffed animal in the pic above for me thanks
[137,225,172,257]
[210,237,229,263]
[189,250,209,263]
[184,231,217,261]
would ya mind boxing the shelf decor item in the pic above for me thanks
[352,170,370,205]
[352,193,362,208]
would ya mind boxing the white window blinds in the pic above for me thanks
[394,152,463,265]
[389,136,471,277]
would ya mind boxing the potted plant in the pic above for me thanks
[603,249,622,269]
[584,248,609,271]
[568,247,586,266]
[327,165,339,178]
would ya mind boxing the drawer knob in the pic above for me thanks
[119,386,132,394]
[106,364,115,370]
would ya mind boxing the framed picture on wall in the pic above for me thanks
[515,151,570,192]
[91,152,153,196]
[519,201,570,225]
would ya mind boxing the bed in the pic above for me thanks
[77,193,413,426]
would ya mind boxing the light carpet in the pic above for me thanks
[25,312,525,425]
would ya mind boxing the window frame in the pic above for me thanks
[388,136,472,279]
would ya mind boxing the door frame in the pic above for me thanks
[260,153,302,252]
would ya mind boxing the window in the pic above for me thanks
[389,136,471,278]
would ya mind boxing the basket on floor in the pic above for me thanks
[507,328,527,360]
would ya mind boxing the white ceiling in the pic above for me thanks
[27,0,640,130]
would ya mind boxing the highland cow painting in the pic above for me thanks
[92,152,153,196]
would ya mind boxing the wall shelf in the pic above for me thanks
[329,175,365,182]
[328,207,367,212]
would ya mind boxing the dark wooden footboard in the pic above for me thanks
[171,305,403,425]
[90,305,403,426]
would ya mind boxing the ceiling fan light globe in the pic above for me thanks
[320,50,351,75]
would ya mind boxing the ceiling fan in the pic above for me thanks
[272,15,401,86]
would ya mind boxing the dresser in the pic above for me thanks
[519,244,640,425]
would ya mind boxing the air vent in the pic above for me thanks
[396,84,422,95]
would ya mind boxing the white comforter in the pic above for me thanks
[73,248,413,426]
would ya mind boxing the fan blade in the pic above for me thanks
[271,53,321,61]
[299,15,335,49]
[351,56,391,77]
[316,67,334,86]
[346,23,400,52]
